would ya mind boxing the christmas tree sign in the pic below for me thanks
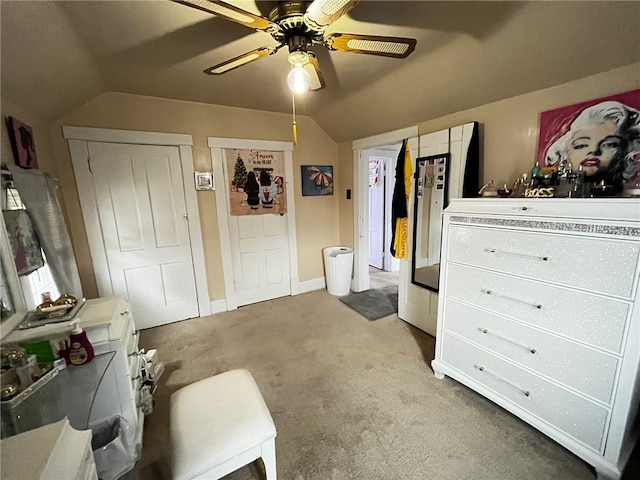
[225,148,287,216]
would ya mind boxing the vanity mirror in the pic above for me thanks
[410,122,479,292]
[1,166,82,337]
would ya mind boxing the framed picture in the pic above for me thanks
[301,165,333,196]
[194,171,214,191]
[6,116,38,169]
[536,89,640,191]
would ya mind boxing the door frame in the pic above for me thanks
[352,126,418,292]
[63,126,211,317]
[207,137,299,311]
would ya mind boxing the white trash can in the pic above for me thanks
[323,246,354,296]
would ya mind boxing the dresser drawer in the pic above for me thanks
[447,224,640,298]
[442,298,619,404]
[441,333,609,453]
[129,349,142,381]
[444,263,630,353]
[83,297,133,344]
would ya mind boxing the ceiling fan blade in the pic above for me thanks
[204,46,278,75]
[304,0,359,31]
[172,0,280,33]
[324,33,417,58]
[304,52,326,91]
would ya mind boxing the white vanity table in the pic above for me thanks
[432,198,640,480]
[2,296,145,480]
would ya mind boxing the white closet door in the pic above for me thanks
[88,142,199,328]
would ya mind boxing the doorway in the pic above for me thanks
[366,147,401,292]
[353,126,418,294]
[366,147,401,274]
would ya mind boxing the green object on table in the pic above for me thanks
[19,339,55,364]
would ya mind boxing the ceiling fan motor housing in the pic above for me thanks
[269,1,323,51]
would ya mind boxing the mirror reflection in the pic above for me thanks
[1,164,82,334]
[411,154,450,292]
[410,122,480,292]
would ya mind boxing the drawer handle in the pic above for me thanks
[485,248,550,262]
[481,289,543,310]
[474,365,531,398]
[478,328,537,354]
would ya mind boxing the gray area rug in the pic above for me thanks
[338,284,398,320]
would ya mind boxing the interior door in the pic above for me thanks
[87,142,199,329]
[222,148,291,307]
[368,156,385,269]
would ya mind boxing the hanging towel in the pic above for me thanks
[390,140,413,258]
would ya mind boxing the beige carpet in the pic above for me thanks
[126,289,600,480]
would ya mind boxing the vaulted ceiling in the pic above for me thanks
[2,1,639,142]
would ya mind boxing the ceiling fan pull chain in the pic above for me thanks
[292,91,298,145]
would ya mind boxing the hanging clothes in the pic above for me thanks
[2,209,44,275]
[390,139,413,258]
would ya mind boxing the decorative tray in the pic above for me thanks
[18,298,87,330]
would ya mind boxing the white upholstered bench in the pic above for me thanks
[170,369,277,480]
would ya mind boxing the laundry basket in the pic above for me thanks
[323,247,354,296]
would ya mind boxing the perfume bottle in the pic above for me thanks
[479,180,498,197]
[531,162,541,187]
[556,162,574,198]
[570,165,586,198]
[512,173,529,198]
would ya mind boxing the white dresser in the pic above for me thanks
[432,198,640,480]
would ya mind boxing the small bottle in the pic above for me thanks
[531,162,541,187]
[67,320,94,366]
[479,180,498,197]
[572,165,586,198]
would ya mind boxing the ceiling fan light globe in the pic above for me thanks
[288,66,311,94]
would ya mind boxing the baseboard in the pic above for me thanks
[208,278,325,313]
[296,277,326,294]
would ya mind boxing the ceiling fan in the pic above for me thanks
[171,0,417,91]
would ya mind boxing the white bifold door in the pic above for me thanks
[78,141,200,329]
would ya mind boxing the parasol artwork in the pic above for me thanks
[301,165,334,196]
[308,166,333,187]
